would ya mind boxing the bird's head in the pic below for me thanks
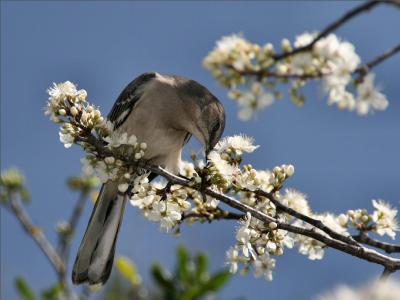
[174,76,226,156]
[199,100,225,156]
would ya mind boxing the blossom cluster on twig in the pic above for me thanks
[45,82,400,282]
[203,32,390,120]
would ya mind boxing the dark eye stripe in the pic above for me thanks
[212,122,220,134]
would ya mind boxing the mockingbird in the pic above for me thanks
[72,72,225,285]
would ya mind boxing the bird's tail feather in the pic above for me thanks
[72,181,127,285]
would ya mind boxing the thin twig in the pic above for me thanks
[230,43,400,81]
[355,44,400,81]
[255,189,360,247]
[58,190,89,261]
[273,1,389,61]
[182,210,243,221]
[81,131,400,276]
[353,232,400,254]
[7,197,65,276]
[144,165,400,272]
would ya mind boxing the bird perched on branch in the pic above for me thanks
[72,72,225,285]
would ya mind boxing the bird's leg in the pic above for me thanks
[159,181,172,201]
[199,167,210,203]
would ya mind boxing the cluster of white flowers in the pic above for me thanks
[317,278,400,300]
[203,32,389,119]
[45,81,106,148]
[130,177,191,231]
[46,81,148,188]
[46,84,398,284]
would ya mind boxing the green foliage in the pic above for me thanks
[15,278,63,300]
[40,283,63,300]
[151,245,231,300]
[15,277,37,300]
[116,256,142,287]
[0,168,30,203]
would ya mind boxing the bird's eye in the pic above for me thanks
[212,122,220,133]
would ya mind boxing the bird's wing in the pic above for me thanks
[108,72,156,129]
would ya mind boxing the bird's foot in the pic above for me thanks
[159,182,172,201]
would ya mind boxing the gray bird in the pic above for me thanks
[72,72,225,285]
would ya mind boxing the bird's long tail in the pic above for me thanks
[72,181,127,285]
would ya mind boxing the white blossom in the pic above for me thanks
[355,73,388,115]
[252,253,276,281]
[215,34,248,54]
[59,132,74,148]
[47,81,79,99]
[280,189,311,216]
[146,201,183,231]
[226,247,240,273]
[372,199,398,239]
[215,135,259,155]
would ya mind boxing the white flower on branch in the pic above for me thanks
[279,188,311,217]
[226,247,240,273]
[204,31,390,118]
[215,134,259,155]
[252,253,276,281]
[297,233,325,260]
[355,73,388,116]
[372,199,398,239]
[146,201,183,231]
[59,131,74,148]
[46,83,400,284]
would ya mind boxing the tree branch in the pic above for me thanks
[7,197,65,277]
[255,189,360,246]
[353,232,400,254]
[273,0,397,61]
[145,165,400,272]
[58,190,89,262]
[79,131,400,276]
[355,44,400,81]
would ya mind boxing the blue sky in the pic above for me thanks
[1,1,400,299]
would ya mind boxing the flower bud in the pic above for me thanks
[284,165,294,176]
[70,106,78,116]
[118,183,129,193]
[58,109,66,115]
[140,142,147,150]
[269,222,278,229]
[104,157,115,164]
[78,90,87,101]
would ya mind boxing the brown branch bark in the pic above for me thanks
[145,165,400,272]
[353,232,400,254]
[355,44,400,81]
[79,131,400,277]
[273,1,395,61]
[255,189,360,246]
[7,197,66,277]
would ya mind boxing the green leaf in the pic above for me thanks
[151,263,173,289]
[176,245,190,282]
[115,256,142,287]
[195,253,209,283]
[40,283,62,300]
[14,277,36,300]
[200,270,231,293]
